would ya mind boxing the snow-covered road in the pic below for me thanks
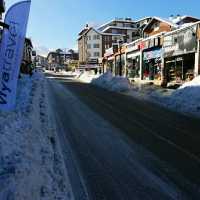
[46,73,200,200]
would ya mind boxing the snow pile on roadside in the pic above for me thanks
[78,71,100,83]
[92,71,131,92]
[0,72,73,200]
[163,76,200,117]
[127,76,200,117]
[60,71,80,77]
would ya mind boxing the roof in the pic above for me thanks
[170,15,200,25]
[100,26,137,33]
[164,21,200,37]
[143,16,178,32]
[78,27,126,39]
[98,18,135,30]
[135,17,152,23]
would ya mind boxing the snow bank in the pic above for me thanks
[128,76,200,118]
[77,71,100,83]
[0,72,73,200]
[92,71,131,92]
[163,76,200,117]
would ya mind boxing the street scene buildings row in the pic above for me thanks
[78,16,200,86]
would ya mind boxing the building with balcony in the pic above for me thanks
[47,49,78,70]
[78,18,147,67]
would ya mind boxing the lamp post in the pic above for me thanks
[118,39,123,76]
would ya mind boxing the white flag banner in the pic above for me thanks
[0,0,31,111]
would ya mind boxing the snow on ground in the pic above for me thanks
[77,71,100,83]
[91,72,200,118]
[160,76,200,117]
[0,71,73,200]
[92,71,131,92]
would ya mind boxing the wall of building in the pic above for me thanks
[86,29,102,61]
[144,21,172,37]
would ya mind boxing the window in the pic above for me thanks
[87,36,91,40]
[87,44,91,49]
[93,35,100,40]
[93,43,100,48]
[94,52,100,57]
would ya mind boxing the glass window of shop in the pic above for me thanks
[127,56,140,78]
[164,53,195,83]
[115,54,125,76]
[143,58,162,81]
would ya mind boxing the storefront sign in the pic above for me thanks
[127,43,140,53]
[163,26,197,58]
[127,51,140,59]
[143,48,162,60]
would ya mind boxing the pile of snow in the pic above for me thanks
[0,72,73,200]
[78,71,100,83]
[163,76,200,117]
[92,71,131,92]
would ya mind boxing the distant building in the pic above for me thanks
[23,38,33,64]
[21,38,33,74]
[47,49,78,70]
[78,18,152,67]
[36,55,48,68]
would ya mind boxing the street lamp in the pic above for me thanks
[118,39,123,76]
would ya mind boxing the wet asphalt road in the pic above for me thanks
[46,73,200,200]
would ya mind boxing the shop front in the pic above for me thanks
[114,45,127,76]
[140,35,163,83]
[163,25,197,85]
[126,40,141,80]
[104,47,115,74]
[107,56,115,73]
[115,53,125,76]
[142,47,162,81]
[164,53,195,84]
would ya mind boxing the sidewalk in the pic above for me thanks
[0,72,74,200]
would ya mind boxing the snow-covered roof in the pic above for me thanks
[80,27,126,37]
[98,18,135,30]
[143,16,178,32]
[170,15,200,24]
[164,21,200,36]
[135,17,152,23]
[100,26,137,33]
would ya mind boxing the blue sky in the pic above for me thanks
[5,0,200,53]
